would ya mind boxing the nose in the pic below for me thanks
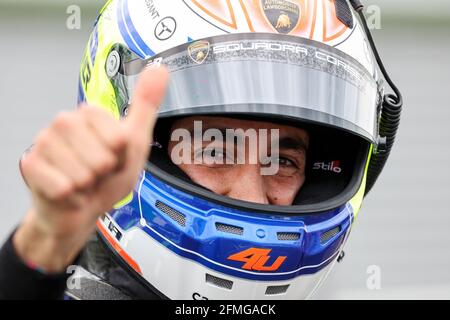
[225,165,269,205]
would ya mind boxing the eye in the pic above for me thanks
[204,148,224,160]
[268,155,303,177]
[194,147,233,165]
[278,157,297,168]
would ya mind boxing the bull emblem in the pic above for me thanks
[196,51,206,62]
[276,13,292,30]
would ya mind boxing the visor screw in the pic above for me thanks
[106,50,121,78]
[123,105,130,117]
[256,229,266,239]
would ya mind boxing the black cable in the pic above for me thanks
[350,1,403,195]
[349,0,364,12]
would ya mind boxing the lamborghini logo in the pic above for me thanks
[188,40,210,64]
[261,0,300,34]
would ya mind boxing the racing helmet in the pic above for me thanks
[78,0,402,299]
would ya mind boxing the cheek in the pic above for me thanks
[266,174,305,205]
[177,164,233,194]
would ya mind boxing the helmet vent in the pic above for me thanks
[265,284,290,295]
[155,201,186,227]
[205,274,233,290]
[320,226,341,244]
[277,232,301,241]
[215,223,244,236]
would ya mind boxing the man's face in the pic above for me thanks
[168,116,309,205]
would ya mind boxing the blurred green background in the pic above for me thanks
[0,0,449,300]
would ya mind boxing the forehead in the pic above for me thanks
[170,116,309,140]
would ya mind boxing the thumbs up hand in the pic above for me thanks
[14,67,169,273]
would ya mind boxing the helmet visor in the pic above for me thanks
[113,33,379,142]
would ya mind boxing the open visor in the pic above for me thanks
[111,33,380,142]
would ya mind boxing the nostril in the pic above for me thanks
[225,189,269,205]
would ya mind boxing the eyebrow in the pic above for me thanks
[186,125,308,152]
[278,137,308,153]
[187,127,227,137]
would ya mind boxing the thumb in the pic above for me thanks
[124,66,169,136]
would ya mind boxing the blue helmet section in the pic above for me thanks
[117,0,155,58]
[108,172,354,281]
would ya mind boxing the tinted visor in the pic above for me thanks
[114,33,379,142]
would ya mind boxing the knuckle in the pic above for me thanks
[93,153,117,174]
[53,112,74,131]
[35,130,52,150]
[49,181,74,200]
[77,170,95,188]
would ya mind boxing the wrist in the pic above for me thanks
[13,209,84,273]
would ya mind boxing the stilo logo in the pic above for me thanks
[313,161,342,173]
[228,248,287,272]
